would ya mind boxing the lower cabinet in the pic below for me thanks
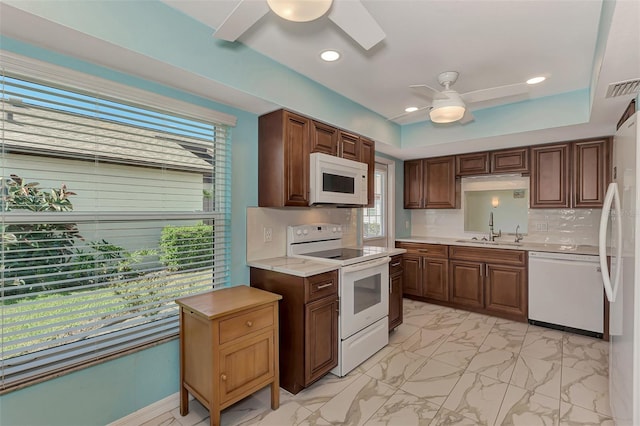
[450,260,484,308]
[250,268,338,394]
[388,255,403,330]
[397,243,449,302]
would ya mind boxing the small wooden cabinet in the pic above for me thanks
[530,138,610,209]
[310,120,338,156]
[250,268,338,394]
[360,137,376,207]
[404,156,459,209]
[176,286,282,426]
[396,242,449,302]
[456,152,490,176]
[449,245,528,322]
[338,130,361,161]
[389,255,403,330]
[491,148,529,174]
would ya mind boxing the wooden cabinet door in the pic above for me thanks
[283,111,311,206]
[360,138,376,208]
[424,156,459,209]
[404,160,424,209]
[530,143,571,208]
[310,121,338,156]
[401,254,422,296]
[449,260,484,308]
[491,148,529,173]
[338,130,361,161]
[456,152,490,176]
[389,272,403,330]
[484,264,527,320]
[573,139,609,208]
[423,258,449,302]
[304,297,338,384]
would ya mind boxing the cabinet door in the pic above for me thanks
[360,138,376,208]
[305,297,338,384]
[484,264,527,320]
[449,260,484,308]
[283,111,311,206]
[310,121,338,156]
[401,254,422,296]
[424,156,459,209]
[404,160,424,209]
[338,130,361,161]
[491,148,529,174]
[456,152,490,176]
[530,143,570,208]
[389,272,403,330]
[218,330,276,404]
[573,139,609,208]
[423,258,449,302]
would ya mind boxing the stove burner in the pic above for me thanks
[302,248,366,261]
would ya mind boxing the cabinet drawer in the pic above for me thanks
[219,305,274,345]
[305,270,338,303]
[389,255,403,275]
[448,246,526,266]
[396,242,448,258]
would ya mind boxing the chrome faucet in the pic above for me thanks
[489,212,501,241]
[514,224,524,243]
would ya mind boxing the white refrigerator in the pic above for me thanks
[599,111,640,425]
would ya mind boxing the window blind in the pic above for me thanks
[0,71,231,391]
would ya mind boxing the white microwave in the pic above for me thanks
[309,152,368,205]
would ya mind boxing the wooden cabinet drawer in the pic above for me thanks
[396,242,448,259]
[219,305,274,345]
[448,246,526,266]
[305,270,338,303]
[389,255,403,275]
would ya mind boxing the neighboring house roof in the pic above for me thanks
[2,101,213,173]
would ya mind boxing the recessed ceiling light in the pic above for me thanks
[405,107,418,112]
[320,50,340,62]
[527,76,546,85]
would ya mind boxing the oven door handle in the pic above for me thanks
[341,256,390,274]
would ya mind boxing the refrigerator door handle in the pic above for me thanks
[599,182,622,302]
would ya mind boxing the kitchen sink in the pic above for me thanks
[455,239,523,247]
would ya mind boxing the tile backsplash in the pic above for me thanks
[410,207,601,246]
[246,207,359,261]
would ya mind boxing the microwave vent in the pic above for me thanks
[606,78,640,98]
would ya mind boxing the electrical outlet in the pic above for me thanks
[264,227,273,242]
[535,222,548,232]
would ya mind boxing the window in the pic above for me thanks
[0,66,231,391]
[363,163,387,240]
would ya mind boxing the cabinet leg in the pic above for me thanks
[179,385,189,416]
[209,408,220,426]
[270,380,280,410]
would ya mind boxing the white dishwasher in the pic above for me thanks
[528,251,603,337]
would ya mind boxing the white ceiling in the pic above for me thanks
[1,0,639,159]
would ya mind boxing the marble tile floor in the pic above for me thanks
[143,299,613,426]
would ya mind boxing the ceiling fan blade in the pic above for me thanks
[409,84,449,100]
[458,110,475,124]
[387,105,431,121]
[328,0,385,50]
[460,82,529,104]
[212,0,270,42]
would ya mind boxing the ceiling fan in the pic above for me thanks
[391,71,530,124]
[212,0,385,50]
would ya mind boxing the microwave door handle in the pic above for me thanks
[341,257,390,274]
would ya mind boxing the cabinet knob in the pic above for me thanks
[221,374,227,381]
[246,321,253,327]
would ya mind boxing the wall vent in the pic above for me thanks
[606,78,640,98]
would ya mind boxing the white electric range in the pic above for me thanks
[287,224,390,376]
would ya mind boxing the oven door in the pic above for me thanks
[340,256,390,339]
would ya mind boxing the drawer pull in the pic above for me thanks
[316,283,333,290]
[246,321,253,327]
[391,262,401,267]
[418,249,429,253]
[221,374,227,381]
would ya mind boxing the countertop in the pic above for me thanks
[248,247,407,277]
[396,236,600,256]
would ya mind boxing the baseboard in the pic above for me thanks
[108,392,188,426]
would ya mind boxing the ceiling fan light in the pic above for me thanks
[430,105,466,123]
[267,0,333,22]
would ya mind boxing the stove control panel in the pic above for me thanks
[288,223,343,244]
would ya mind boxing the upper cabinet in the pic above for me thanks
[259,109,375,208]
[456,152,490,176]
[455,148,529,177]
[404,156,459,209]
[530,138,610,209]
